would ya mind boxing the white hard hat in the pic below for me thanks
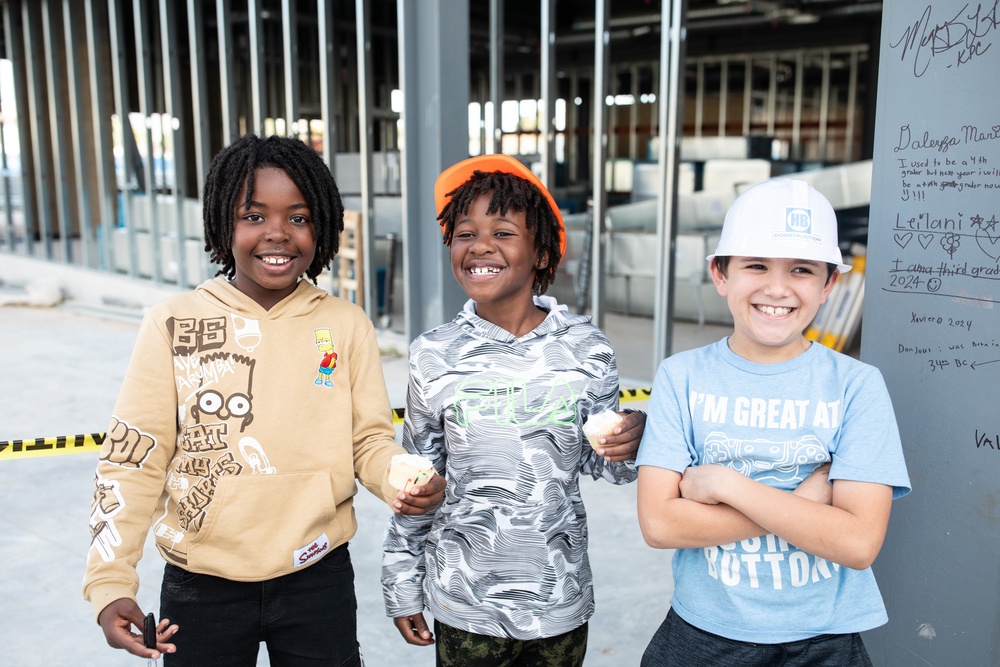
[707,178,851,273]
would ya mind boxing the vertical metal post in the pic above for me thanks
[317,0,338,168]
[792,50,804,161]
[766,54,777,137]
[43,0,75,261]
[282,0,300,137]
[42,0,73,262]
[589,0,609,327]
[477,73,487,155]
[356,0,376,316]
[248,0,266,134]
[629,64,638,160]
[818,50,831,163]
[63,0,95,267]
[694,59,703,136]
[653,0,686,364]
[109,0,137,275]
[188,0,212,191]
[160,0,189,287]
[742,56,752,136]
[650,61,659,141]
[568,70,579,182]
[85,0,115,271]
[3,1,36,256]
[719,59,728,136]
[216,0,239,141]
[844,49,858,163]
[345,35,358,151]
[318,0,339,295]
[133,0,162,282]
[487,0,503,155]
[0,56,12,252]
[539,0,555,188]
[24,1,53,258]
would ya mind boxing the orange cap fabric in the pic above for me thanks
[434,154,565,255]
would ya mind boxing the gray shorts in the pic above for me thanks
[641,608,873,667]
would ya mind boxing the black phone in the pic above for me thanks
[143,612,156,649]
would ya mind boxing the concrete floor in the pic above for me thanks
[0,297,730,666]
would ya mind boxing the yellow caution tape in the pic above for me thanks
[1,388,652,462]
[0,433,106,461]
[619,387,652,403]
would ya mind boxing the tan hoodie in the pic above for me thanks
[83,277,404,620]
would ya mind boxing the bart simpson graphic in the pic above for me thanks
[314,328,338,387]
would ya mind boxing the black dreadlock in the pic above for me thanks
[202,134,344,283]
[437,170,563,295]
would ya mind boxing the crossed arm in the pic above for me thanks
[636,463,893,570]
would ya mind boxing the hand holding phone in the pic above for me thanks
[143,612,156,649]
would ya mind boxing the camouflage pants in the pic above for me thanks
[434,621,588,667]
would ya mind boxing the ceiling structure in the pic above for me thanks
[470,1,883,68]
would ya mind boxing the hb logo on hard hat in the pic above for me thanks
[785,207,812,234]
[776,205,821,245]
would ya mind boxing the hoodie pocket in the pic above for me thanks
[186,471,341,580]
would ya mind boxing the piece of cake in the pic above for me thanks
[388,453,436,492]
[582,410,624,449]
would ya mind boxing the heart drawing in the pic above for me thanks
[976,228,1000,260]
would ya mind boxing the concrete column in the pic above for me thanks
[397,0,469,341]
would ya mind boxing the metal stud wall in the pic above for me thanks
[0,0,390,291]
[0,0,876,349]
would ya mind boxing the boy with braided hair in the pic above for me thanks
[382,154,645,666]
[84,134,443,665]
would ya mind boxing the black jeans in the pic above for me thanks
[160,543,362,667]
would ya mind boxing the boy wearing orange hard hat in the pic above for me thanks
[382,154,645,665]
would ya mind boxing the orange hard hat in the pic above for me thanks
[434,154,565,255]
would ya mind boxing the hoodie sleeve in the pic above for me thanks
[578,345,638,485]
[349,323,406,505]
[382,352,445,618]
[83,311,180,621]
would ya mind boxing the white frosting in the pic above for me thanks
[389,453,436,491]
[583,410,623,436]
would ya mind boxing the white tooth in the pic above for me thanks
[758,305,791,315]
[470,266,499,275]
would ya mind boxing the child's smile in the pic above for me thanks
[231,167,316,310]
[755,304,794,316]
[468,263,502,276]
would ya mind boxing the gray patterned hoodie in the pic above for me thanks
[383,295,637,640]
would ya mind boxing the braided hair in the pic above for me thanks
[202,134,344,283]
[437,170,563,295]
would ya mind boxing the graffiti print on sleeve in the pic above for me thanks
[89,477,124,562]
[101,418,157,468]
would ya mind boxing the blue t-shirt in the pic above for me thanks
[637,338,910,643]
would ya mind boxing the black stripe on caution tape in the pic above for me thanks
[619,387,652,403]
[1,388,651,461]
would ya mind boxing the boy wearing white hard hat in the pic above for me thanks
[635,179,910,666]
